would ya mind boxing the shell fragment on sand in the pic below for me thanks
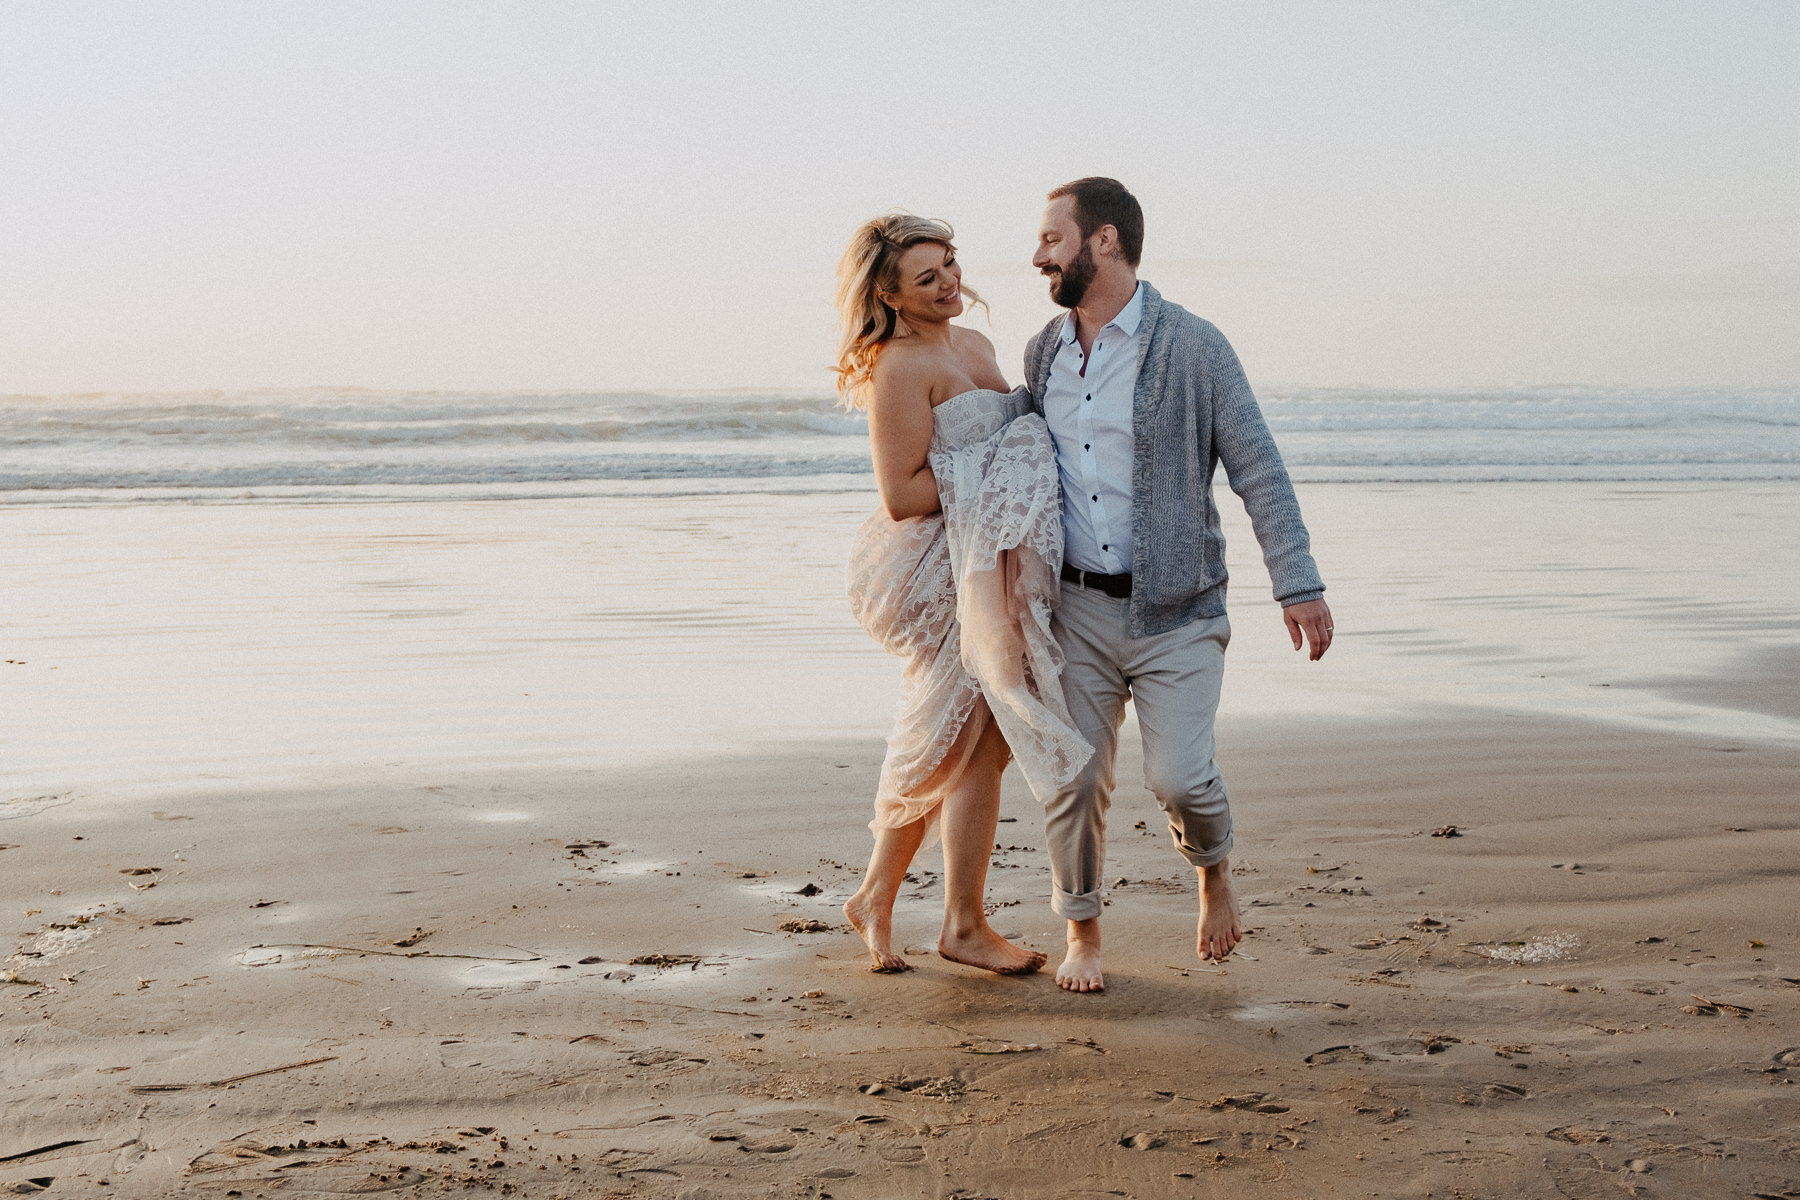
[1683,994,1754,1018]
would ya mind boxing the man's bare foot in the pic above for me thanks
[1056,917,1104,992]
[1197,858,1244,962]
[936,922,1045,976]
[844,891,909,973]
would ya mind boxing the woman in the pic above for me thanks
[836,213,1091,975]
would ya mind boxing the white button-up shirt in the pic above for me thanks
[1042,281,1145,575]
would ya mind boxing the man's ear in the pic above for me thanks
[1097,224,1122,260]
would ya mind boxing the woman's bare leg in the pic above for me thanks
[936,718,1046,975]
[844,820,925,972]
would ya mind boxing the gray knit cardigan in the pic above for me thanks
[1024,282,1325,639]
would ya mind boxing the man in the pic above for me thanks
[1025,177,1333,993]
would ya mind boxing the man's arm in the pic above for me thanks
[1021,327,1048,412]
[1201,321,1333,658]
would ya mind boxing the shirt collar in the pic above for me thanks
[1058,279,1147,344]
[1112,280,1146,336]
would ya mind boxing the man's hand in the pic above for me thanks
[1283,598,1334,661]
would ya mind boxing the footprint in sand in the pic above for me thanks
[625,1048,685,1066]
[1303,1044,1372,1065]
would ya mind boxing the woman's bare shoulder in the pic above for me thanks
[867,342,937,410]
[953,325,997,355]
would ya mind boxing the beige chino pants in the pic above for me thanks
[1045,579,1233,921]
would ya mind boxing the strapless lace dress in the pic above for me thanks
[847,385,1092,838]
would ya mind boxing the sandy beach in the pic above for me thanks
[5,482,1799,1197]
[9,2,1798,1192]
[5,719,1798,1197]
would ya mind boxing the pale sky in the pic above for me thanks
[3,2,1796,394]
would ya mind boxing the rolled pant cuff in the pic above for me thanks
[1174,830,1234,870]
[1051,885,1105,922]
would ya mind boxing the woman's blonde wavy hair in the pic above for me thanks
[833,212,985,409]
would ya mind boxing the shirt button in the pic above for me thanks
[1083,443,1090,450]
[1102,544,1109,551]
[1085,394,1091,401]
[1091,494,1098,501]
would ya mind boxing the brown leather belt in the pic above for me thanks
[1060,563,1132,598]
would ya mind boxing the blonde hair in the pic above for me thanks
[833,212,985,408]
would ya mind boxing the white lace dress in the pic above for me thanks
[847,385,1092,838]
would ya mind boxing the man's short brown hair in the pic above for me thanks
[1048,177,1144,267]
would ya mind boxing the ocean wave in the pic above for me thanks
[1,385,1796,496]
[0,443,878,492]
[4,386,1796,447]
[0,390,867,449]
[1256,387,1800,433]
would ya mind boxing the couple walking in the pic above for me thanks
[838,178,1333,993]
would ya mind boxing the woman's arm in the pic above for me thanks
[867,353,941,520]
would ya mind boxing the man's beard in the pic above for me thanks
[1046,241,1096,308]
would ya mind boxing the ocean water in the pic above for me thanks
[1,385,1796,504]
[6,384,1798,794]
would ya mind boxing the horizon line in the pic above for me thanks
[5,380,1800,401]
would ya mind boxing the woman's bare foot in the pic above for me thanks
[1056,917,1104,992]
[936,922,1045,976]
[1197,859,1243,962]
[844,891,909,973]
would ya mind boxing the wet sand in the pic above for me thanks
[5,481,1798,1195]
[5,713,1798,1197]
[5,482,1798,801]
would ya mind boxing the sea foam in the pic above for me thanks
[1,385,1793,502]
